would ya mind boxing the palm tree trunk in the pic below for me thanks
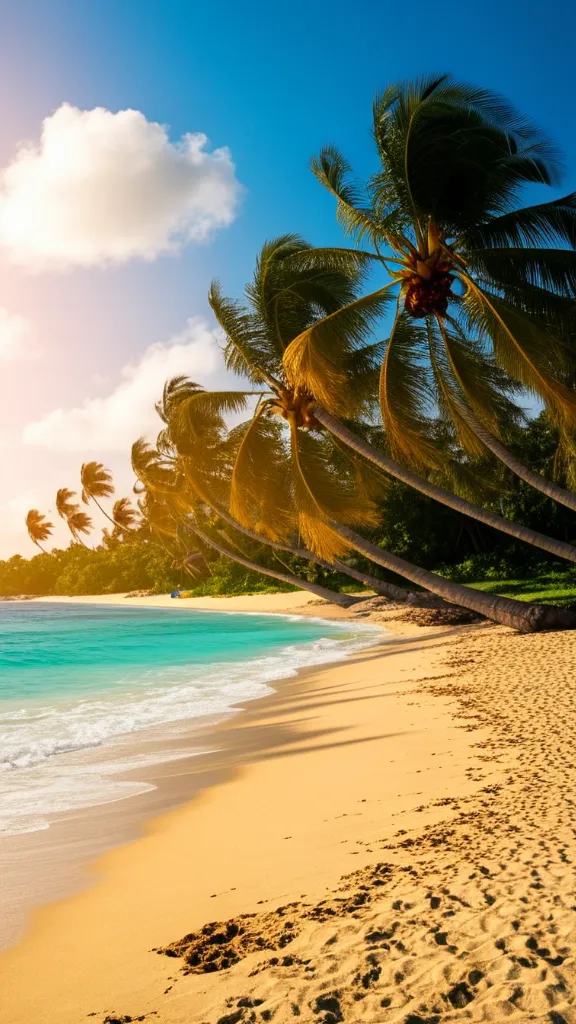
[454,401,576,513]
[313,405,576,565]
[203,501,434,605]
[188,524,356,608]
[33,541,46,554]
[331,523,576,632]
[91,496,118,528]
[329,556,438,603]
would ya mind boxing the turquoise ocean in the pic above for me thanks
[0,601,381,837]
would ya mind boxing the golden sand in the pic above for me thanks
[1,593,575,1022]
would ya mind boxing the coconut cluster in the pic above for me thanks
[391,222,457,319]
[404,268,455,318]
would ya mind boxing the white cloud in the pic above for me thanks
[0,104,242,269]
[23,317,227,453]
[0,307,31,360]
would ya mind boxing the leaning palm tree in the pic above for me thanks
[210,236,576,567]
[225,388,576,631]
[80,462,116,525]
[289,73,576,509]
[134,457,357,608]
[66,510,93,548]
[25,509,53,553]
[152,377,433,604]
[55,487,79,521]
[111,497,140,536]
[209,242,576,631]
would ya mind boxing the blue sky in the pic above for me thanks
[0,0,575,555]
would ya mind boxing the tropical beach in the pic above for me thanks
[1,593,576,1023]
[4,1,576,1020]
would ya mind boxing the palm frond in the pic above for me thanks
[131,438,180,494]
[209,281,273,383]
[321,431,390,504]
[431,453,503,505]
[423,319,488,458]
[437,317,524,430]
[282,245,379,278]
[154,376,207,424]
[283,285,395,413]
[67,510,93,536]
[379,310,440,467]
[112,497,139,532]
[141,492,181,541]
[247,235,367,357]
[461,194,576,249]
[289,422,380,560]
[461,277,576,426]
[80,461,114,503]
[468,247,576,298]
[310,147,384,244]
[371,73,562,234]
[55,488,79,519]
[339,340,386,416]
[25,509,54,544]
[164,384,256,507]
[229,411,295,541]
[180,389,253,423]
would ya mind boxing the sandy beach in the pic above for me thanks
[1,592,575,1022]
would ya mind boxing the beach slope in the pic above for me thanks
[1,595,575,1022]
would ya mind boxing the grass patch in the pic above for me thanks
[469,571,576,607]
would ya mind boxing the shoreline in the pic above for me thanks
[0,592,381,950]
[32,590,359,615]
[0,593,488,1023]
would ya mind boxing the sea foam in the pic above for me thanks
[0,619,381,835]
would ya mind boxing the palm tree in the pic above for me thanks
[210,236,576,567]
[134,462,357,608]
[152,377,433,605]
[25,509,53,553]
[56,488,79,521]
[290,73,576,507]
[80,462,116,525]
[111,497,140,536]
[67,510,93,548]
[209,240,576,631]
[225,391,576,631]
[55,487,86,546]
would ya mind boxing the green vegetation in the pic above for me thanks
[0,541,175,598]
[470,572,576,609]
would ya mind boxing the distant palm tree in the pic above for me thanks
[80,462,116,525]
[56,488,79,521]
[111,497,139,536]
[67,510,93,548]
[25,509,53,553]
